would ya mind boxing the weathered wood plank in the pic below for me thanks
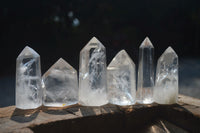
[0,104,121,133]
[179,94,200,106]
[0,95,200,133]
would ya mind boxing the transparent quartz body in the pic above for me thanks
[137,37,154,104]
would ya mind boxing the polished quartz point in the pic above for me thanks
[107,50,136,105]
[137,37,155,104]
[79,37,107,106]
[43,58,78,107]
[154,47,178,104]
[16,46,42,109]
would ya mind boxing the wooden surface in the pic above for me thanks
[0,95,200,133]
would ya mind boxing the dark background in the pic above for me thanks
[0,0,200,107]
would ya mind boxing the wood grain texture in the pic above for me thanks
[0,95,200,133]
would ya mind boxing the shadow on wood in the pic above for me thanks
[10,108,40,123]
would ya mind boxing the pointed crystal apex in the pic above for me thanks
[89,37,101,44]
[140,37,154,48]
[158,46,178,65]
[108,50,135,68]
[17,46,39,59]
[81,37,105,52]
[163,46,178,57]
[54,58,75,71]
[43,58,76,78]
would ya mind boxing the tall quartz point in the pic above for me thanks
[43,58,78,107]
[137,37,154,104]
[107,50,136,105]
[79,37,107,106]
[16,46,42,109]
[154,47,178,104]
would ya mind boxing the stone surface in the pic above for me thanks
[107,50,136,105]
[79,37,107,106]
[137,37,154,104]
[154,47,178,104]
[16,46,42,109]
[42,58,78,107]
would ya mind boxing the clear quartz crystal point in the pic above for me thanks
[79,37,107,106]
[16,46,42,109]
[154,47,178,104]
[42,58,78,107]
[137,37,154,104]
[107,50,136,105]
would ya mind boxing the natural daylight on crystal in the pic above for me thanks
[42,58,78,107]
[79,37,107,106]
[137,37,154,104]
[154,47,178,104]
[16,46,42,109]
[107,50,136,105]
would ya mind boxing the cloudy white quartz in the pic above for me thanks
[154,47,178,104]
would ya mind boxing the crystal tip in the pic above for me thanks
[57,58,65,63]
[108,49,135,67]
[17,46,39,58]
[140,37,154,48]
[55,58,74,69]
[164,46,177,55]
[166,46,174,52]
[89,37,100,43]
[81,36,104,52]
[118,50,132,60]
[119,49,126,54]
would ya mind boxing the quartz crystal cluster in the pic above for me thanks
[15,37,179,109]
[42,58,78,107]
[107,50,136,105]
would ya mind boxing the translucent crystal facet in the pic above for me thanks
[79,37,107,106]
[137,37,154,104]
[154,47,178,104]
[107,50,136,105]
[16,46,42,109]
[43,58,78,107]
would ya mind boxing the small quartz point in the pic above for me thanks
[79,37,107,106]
[42,58,78,107]
[137,37,154,104]
[107,50,136,105]
[154,47,178,104]
[16,46,42,109]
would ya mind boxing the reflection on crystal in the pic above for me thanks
[154,47,178,104]
[107,50,136,105]
[137,37,154,104]
[16,46,42,109]
[43,58,78,107]
[79,37,107,106]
